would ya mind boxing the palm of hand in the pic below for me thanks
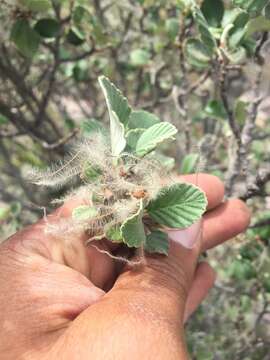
[0,175,250,360]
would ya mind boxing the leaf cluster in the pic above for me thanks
[31,77,207,255]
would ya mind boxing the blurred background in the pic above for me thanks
[0,0,270,358]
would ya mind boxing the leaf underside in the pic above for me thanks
[145,231,169,255]
[120,199,146,248]
[99,76,130,156]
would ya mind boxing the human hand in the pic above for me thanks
[0,174,250,360]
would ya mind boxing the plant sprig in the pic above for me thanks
[31,76,207,256]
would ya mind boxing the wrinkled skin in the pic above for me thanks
[0,174,250,360]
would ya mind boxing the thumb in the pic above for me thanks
[111,221,203,324]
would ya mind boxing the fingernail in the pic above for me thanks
[167,220,202,249]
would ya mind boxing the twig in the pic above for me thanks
[250,218,270,229]
[240,169,270,201]
[176,16,194,152]
[39,128,79,150]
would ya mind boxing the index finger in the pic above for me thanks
[180,173,224,210]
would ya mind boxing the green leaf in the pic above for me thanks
[191,3,216,52]
[227,11,249,48]
[145,231,169,255]
[242,37,257,56]
[128,110,160,130]
[165,18,179,40]
[11,19,40,58]
[147,183,207,229]
[72,206,98,221]
[201,0,224,27]
[120,199,146,248]
[0,114,8,125]
[180,153,199,174]
[204,100,227,119]
[73,5,90,25]
[98,76,131,126]
[34,19,60,38]
[130,49,151,67]
[246,16,270,36]
[20,0,51,12]
[72,61,88,82]
[136,122,177,157]
[67,27,85,46]
[126,129,145,149]
[232,0,269,17]
[106,225,123,243]
[229,259,256,280]
[184,38,212,68]
[99,76,131,156]
[222,8,245,28]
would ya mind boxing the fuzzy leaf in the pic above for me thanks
[126,128,145,149]
[120,199,146,248]
[106,225,123,243]
[145,231,169,255]
[128,110,160,130]
[98,76,131,126]
[136,122,177,157]
[72,205,98,221]
[147,183,207,229]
